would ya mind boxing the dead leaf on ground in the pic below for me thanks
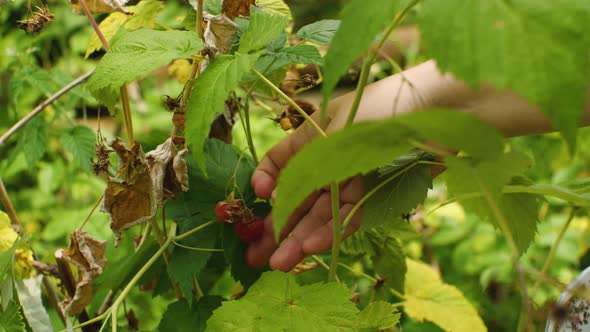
[101,139,155,246]
[222,0,256,19]
[70,0,131,14]
[202,13,240,54]
[61,230,106,315]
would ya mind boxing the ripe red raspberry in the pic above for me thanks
[233,217,264,243]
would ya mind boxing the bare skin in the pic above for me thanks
[246,60,590,272]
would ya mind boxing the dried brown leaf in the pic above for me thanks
[62,230,107,315]
[203,13,240,54]
[101,139,155,246]
[222,0,256,19]
[146,138,177,207]
[70,0,131,14]
[173,148,189,192]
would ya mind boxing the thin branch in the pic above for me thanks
[0,70,94,147]
[0,177,20,227]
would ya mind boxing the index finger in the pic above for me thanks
[251,121,318,199]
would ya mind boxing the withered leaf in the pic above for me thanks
[70,0,131,14]
[102,139,155,246]
[62,230,107,315]
[203,13,240,54]
[173,148,189,192]
[222,0,256,19]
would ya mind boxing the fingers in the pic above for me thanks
[251,122,318,199]
[302,203,363,255]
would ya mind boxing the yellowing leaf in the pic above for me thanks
[403,259,487,332]
[168,59,193,84]
[0,211,17,252]
[70,0,130,14]
[85,0,165,58]
[256,0,292,20]
[85,12,128,58]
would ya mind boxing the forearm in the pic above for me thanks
[330,60,590,137]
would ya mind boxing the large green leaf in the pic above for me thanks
[159,297,222,332]
[404,259,486,332]
[445,153,540,254]
[273,110,502,239]
[185,54,260,171]
[205,271,358,332]
[238,10,289,54]
[273,120,414,239]
[0,302,24,332]
[59,126,95,172]
[419,0,590,150]
[296,20,340,45]
[321,0,399,106]
[17,116,47,167]
[222,223,265,289]
[358,301,400,331]
[88,29,203,107]
[362,163,432,230]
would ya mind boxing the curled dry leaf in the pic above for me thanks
[222,0,256,19]
[16,5,54,34]
[145,138,190,208]
[61,230,106,315]
[289,261,318,275]
[70,0,131,14]
[203,13,240,54]
[101,139,155,246]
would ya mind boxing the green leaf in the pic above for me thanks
[238,10,289,53]
[0,302,24,332]
[341,229,406,292]
[445,153,540,254]
[273,119,414,239]
[358,301,400,331]
[395,110,504,160]
[362,164,432,230]
[269,44,323,66]
[404,259,486,332]
[167,139,256,222]
[17,116,47,167]
[419,0,590,151]
[222,223,265,289]
[185,54,260,172]
[321,0,399,106]
[296,19,340,45]
[15,276,52,332]
[168,219,221,305]
[59,126,95,172]
[205,271,358,332]
[87,29,203,107]
[159,297,222,332]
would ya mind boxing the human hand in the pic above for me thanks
[246,62,439,271]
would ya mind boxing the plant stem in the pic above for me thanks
[0,177,20,226]
[343,0,420,126]
[78,194,104,231]
[0,70,94,147]
[78,0,134,144]
[111,223,177,332]
[252,68,326,137]
[328,185,342,282]
[532,208,576,293]
[172,240,223,252]
[174,220,215,241]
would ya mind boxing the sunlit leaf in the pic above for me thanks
[358,301,400,331]
[404,259,486,332]
[205,271,358,331]
[238,10,288,54]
